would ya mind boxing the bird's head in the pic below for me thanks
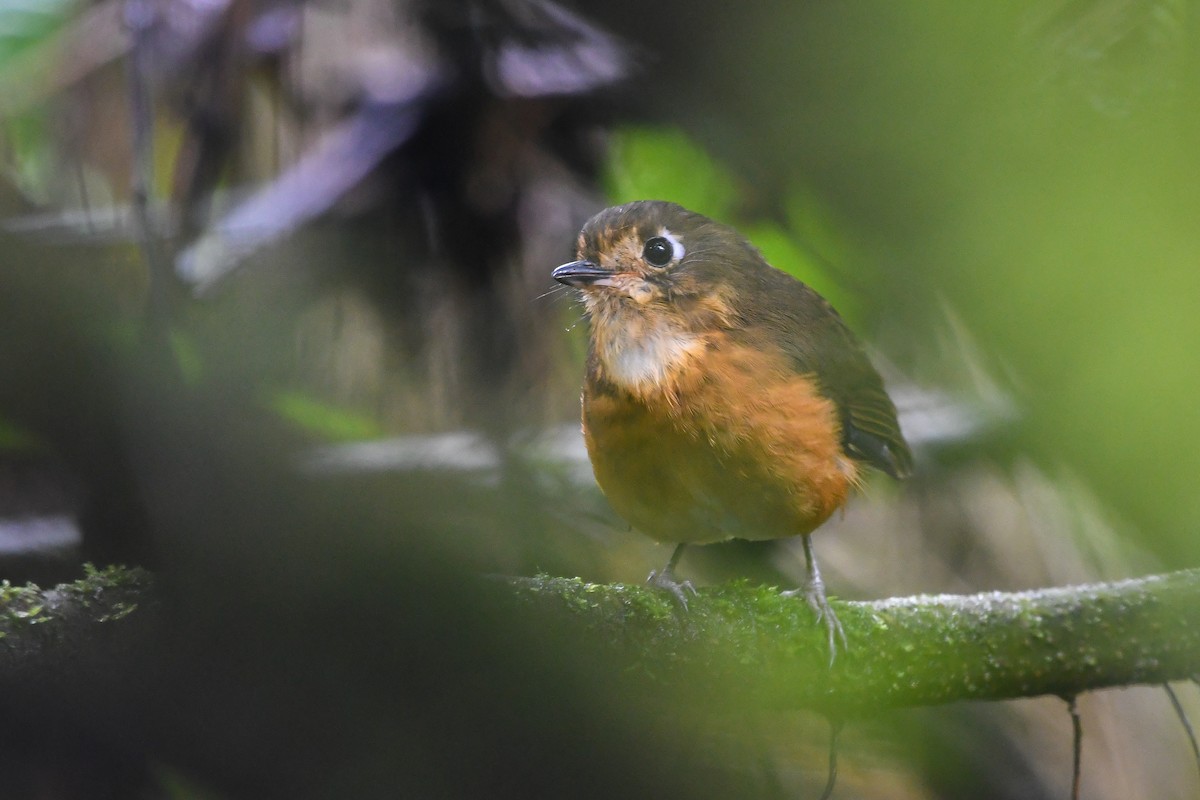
[552,201,776,394]
[552,200,761,332]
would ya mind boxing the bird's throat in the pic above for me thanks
[589,305,706,399]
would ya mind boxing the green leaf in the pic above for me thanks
[604,126,738,219]
[266,390,383,442]
[604,124,860,322]
[737,221,856,322]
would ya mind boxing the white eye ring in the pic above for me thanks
[659,227,685,262]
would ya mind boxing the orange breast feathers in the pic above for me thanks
[582,338,861,545]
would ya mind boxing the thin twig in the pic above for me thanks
[1066,695,1082,800]
[1162,683,1200,785]
[817,717,843,800]
[123,0,173,337]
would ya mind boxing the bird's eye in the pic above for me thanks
[642,237,674,267]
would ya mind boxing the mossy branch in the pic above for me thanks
[4,565,1198,718]
[0,564,154,688]
[511,570,1200,715]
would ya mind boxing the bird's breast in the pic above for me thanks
[582,338,860,544]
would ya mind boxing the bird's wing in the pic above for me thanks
[751,273,913,479]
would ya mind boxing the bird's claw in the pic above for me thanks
[783,581,847,666]
[647,569,697,609]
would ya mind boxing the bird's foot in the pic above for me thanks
[782,578,847,666]
[647,568,697,610]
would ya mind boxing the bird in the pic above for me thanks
[552,200,912,658]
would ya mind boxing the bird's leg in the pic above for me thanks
[783,535,847,664]
[647,543,696,608]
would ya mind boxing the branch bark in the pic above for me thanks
[511,569,1200,715]
[3,565,1198,718]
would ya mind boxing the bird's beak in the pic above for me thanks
[552,259,612,288]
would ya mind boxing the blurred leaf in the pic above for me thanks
[604,125,738,219]
[267,390,383,442]
[2,111,53,203]
[604,124,858,319]
[0,0,75,69]
[737,220,855,321]
[169,330,204,387]
[0,415,41,452]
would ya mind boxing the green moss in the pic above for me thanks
[0,564,151,631]
[0,579,49,629]
[62,563,150,605]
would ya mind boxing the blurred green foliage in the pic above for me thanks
[604,127,738,221]
[267,390,383,442]
[0,0,75,200]
[794,2,1200,568]
[0,0,74,67]
[604,125,856,319]
[600,1,1200,569]
[0,2,1194,796]
[0,416,40,453]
